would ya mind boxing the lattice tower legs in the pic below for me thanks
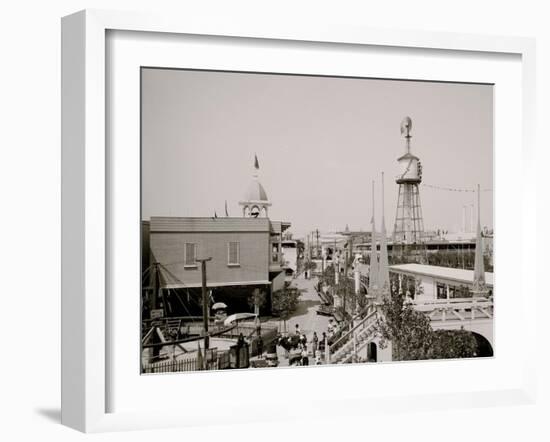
[393,183,425,259]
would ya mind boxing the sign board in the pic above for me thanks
[150,309,164,319]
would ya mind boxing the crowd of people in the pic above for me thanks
[276,318,344,366]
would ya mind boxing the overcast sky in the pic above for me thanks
[141,68,493,238]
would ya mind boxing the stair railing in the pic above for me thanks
[326,308,378,364]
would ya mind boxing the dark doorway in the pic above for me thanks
[472,332,494,357]
[367,342,377,362]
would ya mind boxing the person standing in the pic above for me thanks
[257,336,264,359]
[237,333,245,348]
[301,345,309,366]
[312,332,319,355]
[235,333,246,369]
[315,350,322,365]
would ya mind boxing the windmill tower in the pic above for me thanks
[393,116,425,257]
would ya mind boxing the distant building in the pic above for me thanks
[339,230,372,247]
[281,239,298,276]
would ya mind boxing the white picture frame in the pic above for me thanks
[61,9,537,433]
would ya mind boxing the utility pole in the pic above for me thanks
[196,257,212,350]
[151,262,160,311]
[316,229,320,259]
[316,229,324,278]
[334,239,338,285]
[151,262,162,361]
[345,235,353,315]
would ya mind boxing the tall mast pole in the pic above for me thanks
[369,180,379,299]
[473,184,487,295]
[381,172,385,225]
[378,172,390,297]
[477,184,481,229]
[372,180,374,224]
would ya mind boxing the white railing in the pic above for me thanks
[413,297,493,322]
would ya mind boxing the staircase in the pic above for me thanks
[327,307,379,364]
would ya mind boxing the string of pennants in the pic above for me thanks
[421,184,493,193]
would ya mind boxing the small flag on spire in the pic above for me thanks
[254,154,260,170]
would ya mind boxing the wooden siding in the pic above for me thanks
[150,217,270,233]
[151,231,270,286]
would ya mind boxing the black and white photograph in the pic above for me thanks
[140,68,494,373]
[4,0,549,439]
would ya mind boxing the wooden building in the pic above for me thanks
[143,155,291,315]
[389,263,494,302]
[145,216,290,315]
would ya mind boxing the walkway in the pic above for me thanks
[275,273,330,366]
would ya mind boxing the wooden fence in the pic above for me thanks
[142,343,250,373]
[142,358,213,374]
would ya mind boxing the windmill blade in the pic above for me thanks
[400,116,412,136]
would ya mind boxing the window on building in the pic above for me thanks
[453,285,473,298]
[184,243,197,267]
[228,242,240,266]
[436,282,447,299]
[448,285,457,298]
[272,243,279,263]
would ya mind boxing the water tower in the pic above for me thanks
[392,117,425,255]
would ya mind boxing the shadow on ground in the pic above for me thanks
[291,299,320,316]
[35,408,61,423]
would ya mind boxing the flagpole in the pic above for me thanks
[372,180,375,223]
[381,172,385,225]
[378,171,390,298]
[369,180,379,299]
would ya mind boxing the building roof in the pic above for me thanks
[269,221,292,234]
[150,217,271,233]
[389,263,493,287]
[397,152,419,161]
[244,178,269,202]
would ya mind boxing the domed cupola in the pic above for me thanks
[239,154,272,218]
